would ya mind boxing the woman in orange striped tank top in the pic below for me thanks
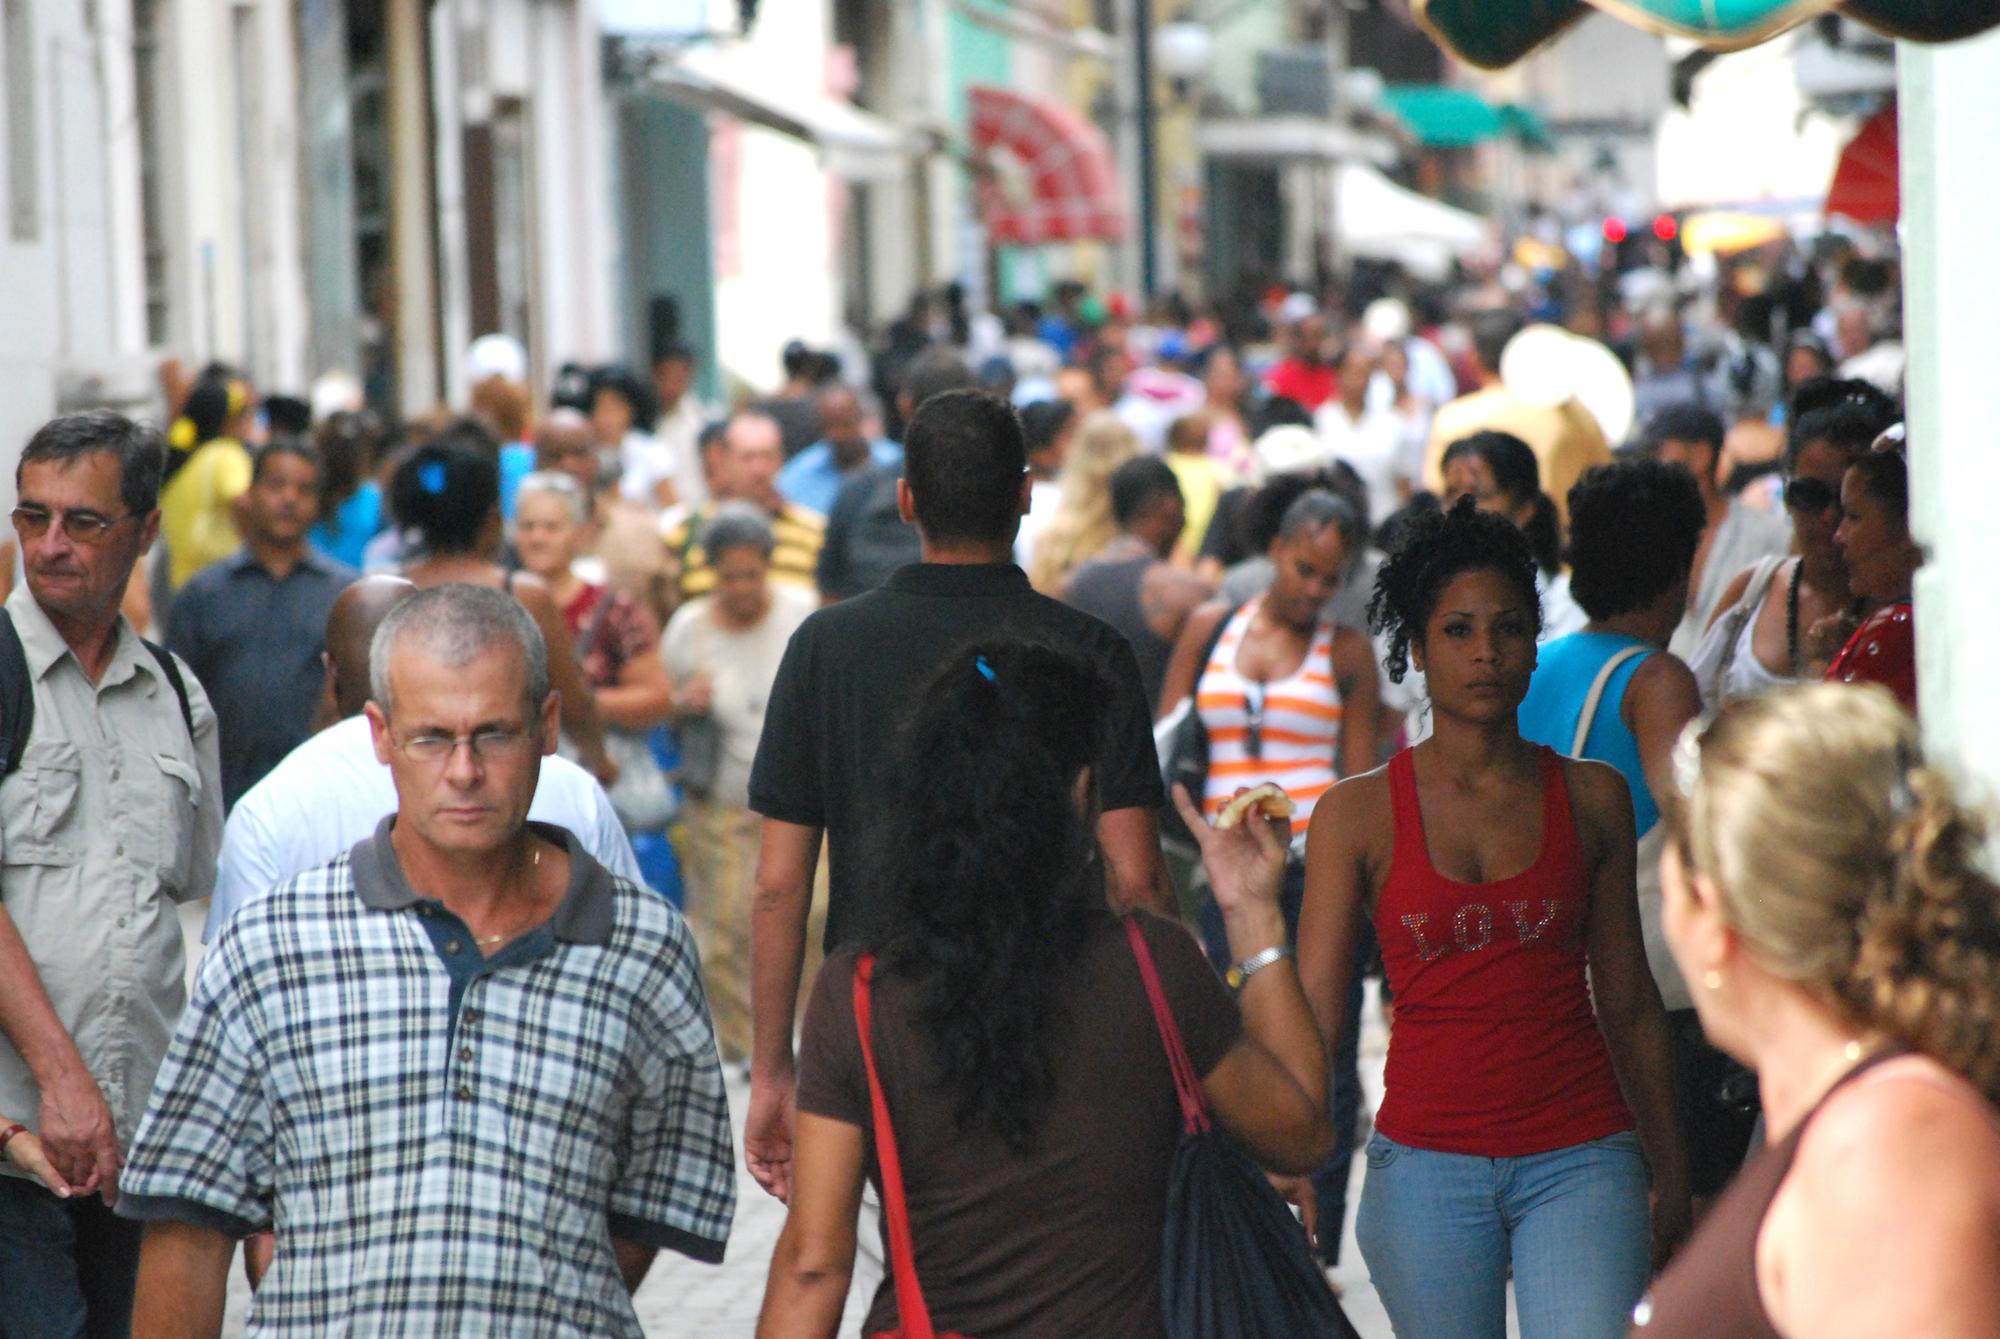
[1159,488,1381,1265]
[1163,490,1381,847]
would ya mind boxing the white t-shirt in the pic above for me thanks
[1314,400,1411,527]
[661,586,815,808]
[1013,479,1062,570]
[204,714,643,941]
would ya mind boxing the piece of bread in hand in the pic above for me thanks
[1213,783,1297,830]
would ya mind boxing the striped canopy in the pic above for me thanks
[1414,0,2000,69]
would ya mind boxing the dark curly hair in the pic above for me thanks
[1368,494,1540,684]
[1786,376,1901,473]
[1564,459,1707,621]
[869,641,1111,1152]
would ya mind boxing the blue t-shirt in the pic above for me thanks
[1518,631,1660,837]
[499,442,535,520]
[308,481,385,570]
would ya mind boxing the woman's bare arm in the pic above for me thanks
[756,1112,865,1339]
[1157,600,1231,720]
[1575,760,1690,1267]
[1332,626,1380,779]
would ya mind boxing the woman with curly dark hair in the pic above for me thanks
[1297,497,1689,1339]
[1634,685,2000,1336]
[759,641,1332,1339]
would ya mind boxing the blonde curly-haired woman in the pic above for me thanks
[1636,684,2000,1337]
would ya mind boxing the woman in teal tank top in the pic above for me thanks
[1521,459,1762,1207]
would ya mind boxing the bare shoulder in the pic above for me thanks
[1307,765,1394,853]
[1329,623,1372,662]
[1630,647,1699,696]
[1797,1060,2000,1197]
[1560,755,1635,844]
[1707,565,1758,632]
[1184,598,1233,641]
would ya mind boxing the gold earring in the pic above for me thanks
[1703,969,1723,992]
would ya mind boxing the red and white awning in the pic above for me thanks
[968,87,1126,246]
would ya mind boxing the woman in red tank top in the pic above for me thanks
[1634,684,2000,1337]
[1298,498,1690,1339]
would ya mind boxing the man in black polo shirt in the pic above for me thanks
[745,389,1175,1200]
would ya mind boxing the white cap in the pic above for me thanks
[465,333,528,385]
[1251,425,1329,484]
[1363,298,1412,343]
[309,371,363,422]
[1277,292,1318,325]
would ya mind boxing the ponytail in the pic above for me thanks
[1523,491,1561,577]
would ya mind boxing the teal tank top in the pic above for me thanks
[1518,631,1660,837]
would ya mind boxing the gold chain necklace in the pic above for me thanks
[476,844,543,946]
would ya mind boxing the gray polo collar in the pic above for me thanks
[351,814,615,945]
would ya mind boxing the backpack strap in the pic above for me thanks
[0,611,32,778]
[0,616,191,781]
[141,639,195,740]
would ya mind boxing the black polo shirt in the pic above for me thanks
[750,561,1163,950]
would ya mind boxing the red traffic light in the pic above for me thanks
[1602,217,1628,244]
[1653,214,1679,242]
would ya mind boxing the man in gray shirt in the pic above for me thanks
[0,411,224,1336]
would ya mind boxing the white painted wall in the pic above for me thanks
[1900,29,2000,811]
[703,0,841,395]
[0,0,160,512]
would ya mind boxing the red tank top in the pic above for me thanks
[1373,746,1633,1156]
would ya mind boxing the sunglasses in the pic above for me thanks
[1782,477,1840,514]
[1244,683,1265,761]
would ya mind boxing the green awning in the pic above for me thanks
[1380,85,1505,148]
[1412,0,2000,71]
[1381,85,1554,152]
[1499,103,1555,152]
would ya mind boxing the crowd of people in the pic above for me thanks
[0,232,1995,1339]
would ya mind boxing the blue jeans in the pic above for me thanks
[0,1177,140,1339]
[1356,1130,1651,1339]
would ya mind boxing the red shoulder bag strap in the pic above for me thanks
[854,953,939,1339]
[1123,916,1213,1136]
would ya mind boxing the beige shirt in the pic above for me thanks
[1423,386,1612,526]
[0,583,222,1172]
[660,586,814,808]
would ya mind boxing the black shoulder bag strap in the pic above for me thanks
[0,615,191,781]
[142,639,195,740]
[0,611,33,778]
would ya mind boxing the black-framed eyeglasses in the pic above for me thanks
[1782,477,1840,515]
[10,505,133,545]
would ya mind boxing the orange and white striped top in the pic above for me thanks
[1197,599,1343,836]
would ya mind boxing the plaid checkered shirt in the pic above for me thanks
[119,818,735,1335]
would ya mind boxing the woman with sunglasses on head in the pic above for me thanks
[1825,438,1920,713]
[1687,378,1900,711]
[1299,497,1689,1339]
[1160,489,1381,949]
[1633,685,2000,1337]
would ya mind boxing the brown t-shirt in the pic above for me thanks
[798,911,1243,1339]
